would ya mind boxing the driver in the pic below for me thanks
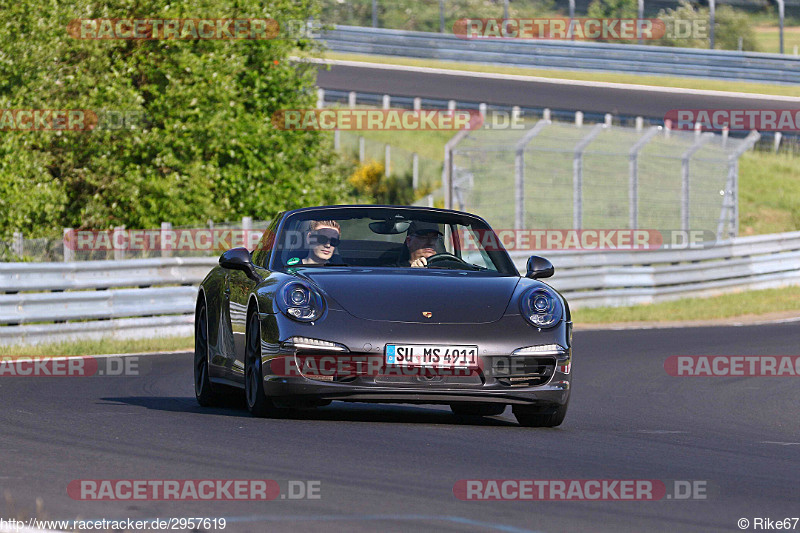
[302,220,341,265]
[404,221,443,268]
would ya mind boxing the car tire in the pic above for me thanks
[194,302,225,407]
[450,403,506,416]
[245,310,277,417]
[513,399,569,428]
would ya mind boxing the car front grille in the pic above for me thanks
[491,356,557,387]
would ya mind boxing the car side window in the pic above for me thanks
[252,218,278,268]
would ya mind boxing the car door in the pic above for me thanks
[228,217,279,380]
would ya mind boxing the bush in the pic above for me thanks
[348,160,428,205]
[656,1,759,51]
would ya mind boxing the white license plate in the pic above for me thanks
[385,344,478,367]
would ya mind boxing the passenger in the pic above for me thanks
[404,221,443,268]
[302,220,341,265]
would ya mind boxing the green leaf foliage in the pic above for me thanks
[0,0,353,239]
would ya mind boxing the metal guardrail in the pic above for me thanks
[0,257,216,346]
[510,231,800,307]
[2,231,799,345]
[320,26,800,84]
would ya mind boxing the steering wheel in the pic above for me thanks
[425,252,468,267]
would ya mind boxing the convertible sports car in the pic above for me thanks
[194,205,572,427]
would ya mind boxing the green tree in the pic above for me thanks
[655,1,759,51]
[586,0,638,19]
[0,0,353,239]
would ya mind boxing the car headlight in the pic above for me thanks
[519,287,563,328]
[278,282,325,322]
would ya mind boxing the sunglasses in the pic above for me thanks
[309,233,340,247]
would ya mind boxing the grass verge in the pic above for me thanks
[572,286,800,324]
[0,336,193,358]
[753,25,800,54]
[739,151,800,235]
[315,51,800,98]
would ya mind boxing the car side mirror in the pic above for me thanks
[220,247,260,282]
[526,255,554,279]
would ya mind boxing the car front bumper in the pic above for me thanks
[258,310,572,407]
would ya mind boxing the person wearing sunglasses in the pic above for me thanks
[302,220,341,265]
[404,221,443,268]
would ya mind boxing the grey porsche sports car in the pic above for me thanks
[194,205,572,427]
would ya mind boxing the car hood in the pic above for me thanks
[294,268,520,324]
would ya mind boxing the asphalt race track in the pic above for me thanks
[315,63,800,118]
[1,323,798,533]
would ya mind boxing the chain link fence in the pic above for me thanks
[448,118,759,240]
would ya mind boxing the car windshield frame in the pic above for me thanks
[269,206,519,276]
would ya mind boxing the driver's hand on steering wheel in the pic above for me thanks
[410,256,428,268]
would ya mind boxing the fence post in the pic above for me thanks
[543,108,551,121]
[348,91,357,108]
[372,0,378,28]
[242,216,253,250]
[778,0,785,54]
[709,0,715,49]
[439,0,445,33]
[638,0,644,45]
[317,88,325,108]
[628,126,661,230]
[62,228,73,262]
[514,120,551,232]
[716,130,760,239]
[573,124,604,229]
[635,116,644,132]
[12,231,23,257]
[413,97,421,111]
[359,136,365,163]
[568,0,575,41]
[604,113,613,127]
[161,221,172,258]
[479,103,487,117]
[773,132,782,152]
[334,129,340,150]
[412,152,419,190]
[384,144,391,175]
[575,111,583,127]
[382,94,390,110]
[113,226,125,261]
[442,127,472,210]
[681,133,715,232]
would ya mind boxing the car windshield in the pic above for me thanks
[273,207,518,275]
